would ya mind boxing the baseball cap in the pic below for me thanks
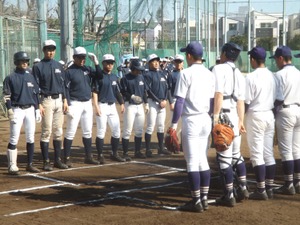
[73,46,87,56]
[43,39,56,49]
[222,42,242,61]
[174,54,184,62]
[142,58,147,62]
[269,46,292,59]
[147,54,160,63]
[248,46,266,60]
[180,41,203,57]
[130,59,145,71]
[102,54,115,62]
[294,53,300,58]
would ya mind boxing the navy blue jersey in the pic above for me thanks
[65,64,102,103]
[3,68,39,108]
[120,73,148,103]
[92,72,124,104]
[169,70,181,97]
[32,59,65,97]
[144,69,172,103]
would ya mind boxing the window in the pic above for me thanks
[229,23,237,31]
[260,23,272,28]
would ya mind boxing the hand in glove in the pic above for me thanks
[88,52,99,65]
[7,108,17,124]
[144,103,149,114]
[35,109,42,123]
[131,95,143,104]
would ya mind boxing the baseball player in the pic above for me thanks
[3,51,41,174]
[245,47,277,200]
[212,42,248,207]
[170,41,214,212]
[92,54,125,163]
[270,46,300,195]
[32,39,68,171]
[143,54,174,157]
[120,59,148,160]
[63,47,102,167]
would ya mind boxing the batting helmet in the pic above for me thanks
[14,51,30,65]
[222,42,242,61]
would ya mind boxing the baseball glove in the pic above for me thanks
[212,123,234,152]
[165,128,180,153]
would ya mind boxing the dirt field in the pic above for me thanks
[0,109,300,225]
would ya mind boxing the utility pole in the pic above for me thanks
[37,0,47,56]
[60,0,73,63]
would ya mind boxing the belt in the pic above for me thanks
[282,104,300,108]
[43,94,60,99]
[100,102,114,105]
[222,108,230,113]
[13,104,32,109]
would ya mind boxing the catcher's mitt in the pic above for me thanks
[212,123,234,152]
[165,128,181,153]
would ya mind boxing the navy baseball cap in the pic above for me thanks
[130,59,144,71]
[269,46,292,59]
[294,53,300,58]
[180,41,203,57]
[248,46,266,60]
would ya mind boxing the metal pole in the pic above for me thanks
[174,0,178,53]
[60,0,73,63]
[207,0,211,66]
[248,0,251,73]
[21,19,25,50]
[37,0,47,56]
[196,0,200,42]
[76,0,84,46]
[216,0,219,57]
[161,0,164,49]
[0,16,6,82]
[129,0,132,52]
[186,0,190,45]
[224,0,227,44]
[282,0,286,45]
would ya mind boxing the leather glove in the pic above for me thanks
[35,109,42,123]
[88,52,99,65]
[8,108,17,124]
[144,103,149,114]
[131,95,143,104]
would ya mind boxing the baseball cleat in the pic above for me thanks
[249,190,268,200]
[201,199,209,210]
[26,163,40,173]
[236,187,249,201]
[64,157,73,168]
[274,185,296,195]
[134,151,146,159]
[178,199,203,213]
[295,184,300,194]
[84,157,100,165]
[158,148,171,156]
[98,154,105,164]
[266,188,274,199]
[54,160,68,169]
[122,153,132,161]
[146,150,153,158]
[215,195,236,207]
[110,154,126,162]
[8,165,20,175]
[43,160,53,171]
